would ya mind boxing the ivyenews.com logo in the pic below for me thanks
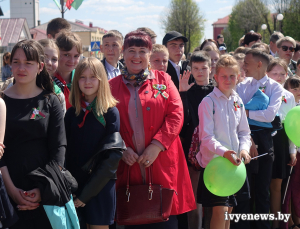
[225,212,290,223]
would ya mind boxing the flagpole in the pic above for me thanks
[60,0,64,18]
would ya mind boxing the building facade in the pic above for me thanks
[212,15,229,41]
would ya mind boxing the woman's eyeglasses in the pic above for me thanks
[281,46,295,52]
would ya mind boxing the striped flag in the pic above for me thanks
[71,0,84,10]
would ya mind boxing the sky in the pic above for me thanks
[0,0,234,45]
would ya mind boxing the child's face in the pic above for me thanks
[58,46,80,74]
[191,61,211,85]
[101,36,122,64]
[44,46,58,76]
[150,52,168,72]
[208,51,220,76]
[237,60,245,83]
[11,48,43,85]
[78,68,99,99]
[214,67,238,93]
[288,86,300,103]
[267,65,287,85]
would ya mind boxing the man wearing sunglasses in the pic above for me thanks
[276,36,297,76]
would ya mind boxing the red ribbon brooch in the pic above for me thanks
[234,101,240,111]
[153,84,169,99]
[30,107,46,119]
[282,96,287,103]
[259,86,266,93]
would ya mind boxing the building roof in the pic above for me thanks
[212,15,230,25]
[0,18,31,46]
[30,28,47,40]
[33,20,107,34]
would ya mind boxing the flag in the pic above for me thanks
[53,0,60,9]
[66,0,74,9]
[72,0,84,10]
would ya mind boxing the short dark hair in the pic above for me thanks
[200,39,218,50]
[56,31,83,54]
[47,18,71,38]
[137,27,157,39]
[284,76,300,90]
[269,32,284,43]
[297,59,300,66]
[243,32,262,46]
[190,51,211,67]
[245,49,270,66]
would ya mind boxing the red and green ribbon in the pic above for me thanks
[259,86,266,93]
[282,95,287,103]
[30,107,46,119]
[153,84,168,99]
[233,101,240,111]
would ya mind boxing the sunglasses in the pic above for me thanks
[281,46,295,52]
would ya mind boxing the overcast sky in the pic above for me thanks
[0,0,234,44]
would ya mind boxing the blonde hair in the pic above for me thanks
[38,39,60,57]
[102,30,123,43]
[151,44,169,57]
[276,36,296,48]
[216,54,240,75]
[70,57,118,116]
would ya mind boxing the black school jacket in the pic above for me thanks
[167,60,191,90]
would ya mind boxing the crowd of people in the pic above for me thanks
[0,17,299,229]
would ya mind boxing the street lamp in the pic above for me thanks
[261,24,267,42]
[277,13,284,32]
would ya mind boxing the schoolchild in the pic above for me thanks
[38,39,66,113]
[285,76,300,104]
[179,51,214,229]
[267,58,297,229]
[202,45,220,80]
[100,30,124,80]
[233,53,246,84]
[65,57,124,229]
[197,55,251,229]
[235,49,284,229]
[54,32,82,110]
[46,18,71,39]
[150,44,169,72]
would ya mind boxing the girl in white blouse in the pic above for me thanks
[197,55,251,229]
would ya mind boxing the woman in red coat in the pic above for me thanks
[109,30,195,229]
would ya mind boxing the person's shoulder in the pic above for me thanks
[109,75,122,85]
[152,69,171,82]
[268,78,284,91]
[283,88,294,99]
[238,77,252,86]
[106,106,119,117]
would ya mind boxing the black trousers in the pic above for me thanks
[234,129,274,229]
[124,215,178,229]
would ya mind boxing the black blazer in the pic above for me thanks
[166,60,191,90]
[101,58,124,78]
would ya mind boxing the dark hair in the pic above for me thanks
[46,18,71,38]
[137,27,157,39]
[56,32,83,54]
[199,39,218,50]
[123,30,152,51]
[251,42,270,54]
[245,49,270,66]
[269,32,284,43]
[284,76,300,90]
[295,41,300,52]
[243,32,262,46]
[297,59,300,66]
[10,40,54,93]
[190,51,211,67]
[2,52,11,66]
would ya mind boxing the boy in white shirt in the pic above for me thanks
[198,55,251,229]
[235,49,283,229]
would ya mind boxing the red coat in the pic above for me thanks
[109,70,196,215]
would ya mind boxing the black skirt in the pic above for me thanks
[197,168,237,208]
[272,126,292,179]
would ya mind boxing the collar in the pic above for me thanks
[251,75,268,86]
[122,69,155,85]
[213,87,236,99]
[105,59,119,72]
[270,49,276,57]
[169,59,182,69]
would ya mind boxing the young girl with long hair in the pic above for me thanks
[0,40,66,229]
[65,57,123,229]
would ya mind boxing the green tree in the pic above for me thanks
[161,0,205,54]
[282,0,300,40]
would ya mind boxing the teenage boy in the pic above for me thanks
[276,36,297,76]
[150,44,169,72]
[269,32,284,57]
[46,18,71,39]
[235,49,283,229]
[163,31,190,89]
[100,30,124,80]
[179,51,214,229]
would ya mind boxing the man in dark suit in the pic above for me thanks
[163,31,191,90]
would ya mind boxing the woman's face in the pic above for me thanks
[123,46,151,74]
[11,48,43,85]
[44,46,58,76]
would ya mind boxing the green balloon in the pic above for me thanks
[203,157,247,197]
[284,106,300,147]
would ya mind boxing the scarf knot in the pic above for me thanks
[121,67,150,87]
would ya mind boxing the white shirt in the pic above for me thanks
[270,49,276,57]
[105,60,121,80]
[236,75,284,123]
[169,60,182,80]
[197,87,251,168]
[279,89,297,154]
